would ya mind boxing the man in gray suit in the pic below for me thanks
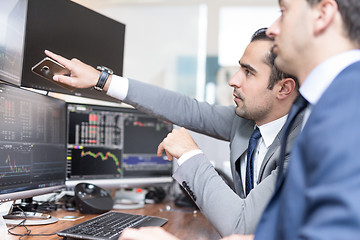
[45,28,300,236]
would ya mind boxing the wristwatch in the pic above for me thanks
[94,66,113,91]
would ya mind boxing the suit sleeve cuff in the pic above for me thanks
[177,149,203,166]
[106,75,129,101]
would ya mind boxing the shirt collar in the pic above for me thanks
[300,50,360,105]
[257,114,288,148]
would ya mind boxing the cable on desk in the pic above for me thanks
[7,205,57,240]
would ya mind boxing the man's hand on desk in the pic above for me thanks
[157,127,199,161]
[119,227,180,240]
[118,227,254,240]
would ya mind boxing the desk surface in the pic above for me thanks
[7,202,221,240]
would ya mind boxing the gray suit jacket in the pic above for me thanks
[122,79,303,236]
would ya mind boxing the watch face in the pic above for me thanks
[97,66,113,74]
[94,86,103,91]
[106,67,114,74]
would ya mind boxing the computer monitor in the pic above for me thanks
[0,82,67,203]
[0,0,27,86]
[1,0,125,103]
[66,103,173,189]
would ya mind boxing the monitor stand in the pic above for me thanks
[2,198,58,226]
[112,188,145,210]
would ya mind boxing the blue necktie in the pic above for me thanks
[246,127,261,196]
[277,95,309,181]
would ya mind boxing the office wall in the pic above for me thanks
[100,5,201,97]
[71,0,278,178]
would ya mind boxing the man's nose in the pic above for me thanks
[228,71,243,88]
[266,17,280,38]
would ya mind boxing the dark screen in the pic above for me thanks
[21,0,125,102]
[0,0,27,86]
[0,83,66,202]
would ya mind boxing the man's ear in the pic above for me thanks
[312,0,338,35]
[277,78,296,100]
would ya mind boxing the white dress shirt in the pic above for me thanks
[300,50,360,125]
[106,75,129,100]
[240,115,287,191]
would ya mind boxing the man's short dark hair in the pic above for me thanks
[250,28,299,90]
[306,0,360,46]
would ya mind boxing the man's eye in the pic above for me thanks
[279,8,285,17]
[245,69,252,76]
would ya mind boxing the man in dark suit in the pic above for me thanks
[120,0,360,239]
[253,0,360,239]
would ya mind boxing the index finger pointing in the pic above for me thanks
[44,50,73,70]
[157,142,165,157]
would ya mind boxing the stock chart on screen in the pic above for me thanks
[66,103,173,185]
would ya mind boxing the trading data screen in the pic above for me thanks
[66,104,173,182]
[123,114,173,177]
[0,83,66,197]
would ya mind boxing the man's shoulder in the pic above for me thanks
[232,117,255,131]
[230,117,255,142]
[336,60,360,80]
[320,60,360,104]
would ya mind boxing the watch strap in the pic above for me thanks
[94,66,112,91]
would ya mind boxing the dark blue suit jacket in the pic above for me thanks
[255,61,360,239]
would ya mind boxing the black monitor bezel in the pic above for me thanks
[21,0,125,103]
[65,102,174,189]
[0,82,67,203]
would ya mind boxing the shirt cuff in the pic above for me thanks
[106,75,129,101]
[177,149,203,166]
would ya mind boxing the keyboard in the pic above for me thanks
[57,211,168,240]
